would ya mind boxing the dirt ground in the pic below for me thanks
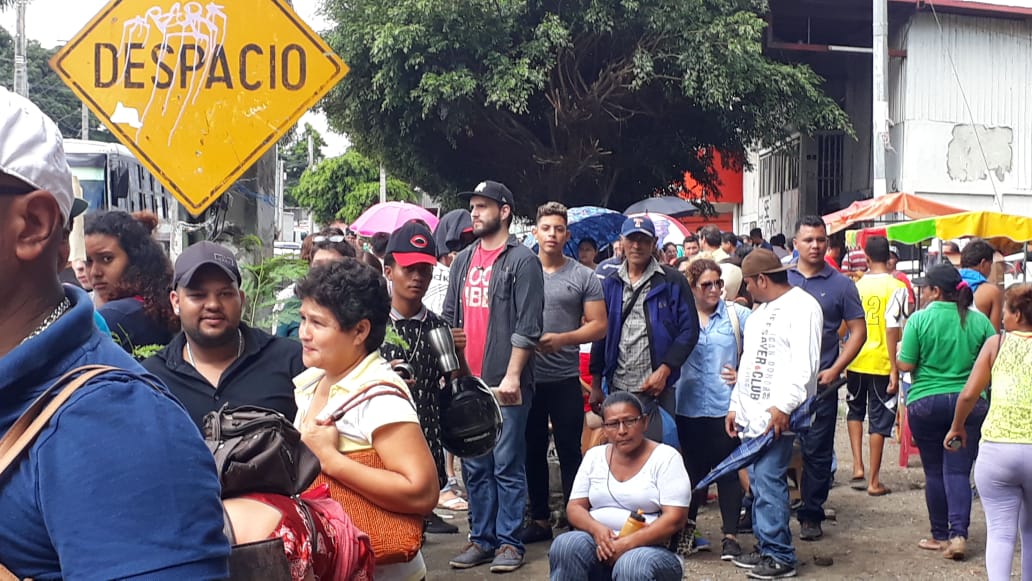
[422,410,1006,579]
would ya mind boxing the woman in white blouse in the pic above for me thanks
[549,391,691,580]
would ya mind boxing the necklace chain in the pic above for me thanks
[187,328,244,368]
[19,298,71,345]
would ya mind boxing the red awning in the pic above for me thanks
[822,192,965,235]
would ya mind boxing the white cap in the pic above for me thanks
[0,86,86,224]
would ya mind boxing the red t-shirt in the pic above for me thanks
[462,244,505,378]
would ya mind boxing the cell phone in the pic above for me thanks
[946,436,962,450]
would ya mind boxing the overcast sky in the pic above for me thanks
[0,0,350,155]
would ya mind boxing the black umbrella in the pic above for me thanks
[624,196,698,218]
[433,209,474,255]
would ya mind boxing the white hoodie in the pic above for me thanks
[729,286,823,439]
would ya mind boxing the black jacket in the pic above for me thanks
[141,324,305,429]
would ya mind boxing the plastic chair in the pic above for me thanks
[898,405,919,467]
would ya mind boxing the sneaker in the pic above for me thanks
[691,531,712,552]
[449,542,495,569]
[746,555,797,579]
[732,551,763,569]
[489,544,524,573]
[721,537,743,561]
[425,512,459,534]
[519,521,553,544]
[799,521,823,541]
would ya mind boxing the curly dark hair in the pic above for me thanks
[295,258,389,352]
[84,211,178,334]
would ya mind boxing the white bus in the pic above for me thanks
[63,139,182,246]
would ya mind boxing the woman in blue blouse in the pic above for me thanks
[675,259,752,559]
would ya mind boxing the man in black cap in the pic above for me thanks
[443,180,544,573]
[142,241,305,428]
[381,221,471,534]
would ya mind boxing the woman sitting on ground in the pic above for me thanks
[946,283,1032,581]
[549,391,691,581]
[897,263,997,560]
[294,258,438,580]
[84,211,178,355]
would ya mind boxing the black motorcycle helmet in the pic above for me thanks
[440,375,502,458]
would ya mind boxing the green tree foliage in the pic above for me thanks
[0,27,115,141]
[320,0,850,213]
[292,149,417,224]
[278,122,328,205]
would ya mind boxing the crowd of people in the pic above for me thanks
[2,85,1031,581]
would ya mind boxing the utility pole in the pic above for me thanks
[81,103,90,140]
[13,0,29,97]
[379,163,387,203]
[872,0,889,198]
[307,132,314,166]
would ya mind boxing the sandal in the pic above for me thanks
[918,538,946,551]
[437,495,469,511]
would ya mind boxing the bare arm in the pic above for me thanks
[885,327,901,394]
[496,346,533,404]
[539,300,607,354]
[308,422,439,515]
[819,318,866,383]
[945,337,998,449]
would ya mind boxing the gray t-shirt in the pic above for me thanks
[536,258,604,379]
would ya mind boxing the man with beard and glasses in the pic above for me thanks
[142,242,305,429]
[0,85,228,579]
[444,181,544,573]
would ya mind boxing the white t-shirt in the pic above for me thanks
[729,286,823,439]
[570,443,692,533]
[423,261,450,315]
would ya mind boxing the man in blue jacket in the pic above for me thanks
[0,87,229,579]
[590,216,700,443]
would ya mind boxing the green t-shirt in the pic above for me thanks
[900,301,996,404]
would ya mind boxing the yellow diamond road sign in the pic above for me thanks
[50,0,348,216]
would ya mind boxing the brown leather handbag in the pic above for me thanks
[310,383,424,565]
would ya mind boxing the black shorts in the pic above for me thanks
[846,372,897,437]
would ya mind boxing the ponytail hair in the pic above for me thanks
[939,282,974,327]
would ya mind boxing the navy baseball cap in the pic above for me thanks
[458,180,516,211]
[621,215,656,239]
[173,241,242,288]
[387,221,438,267]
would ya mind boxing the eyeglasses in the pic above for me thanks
[601,415,644,431]
[313,235,345,243]
[699,279,725,291]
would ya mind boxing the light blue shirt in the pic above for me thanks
[675,300,751,418]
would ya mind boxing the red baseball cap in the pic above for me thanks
[387,221,438,267]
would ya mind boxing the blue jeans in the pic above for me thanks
[797,393,836,524]
[907,392,988,540]
[748,434,797,567]
[464,386,531,553]
[549,531,682,581]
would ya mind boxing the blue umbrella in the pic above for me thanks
[624,196,698,218]
[692,379,845,491]
[523,206,627,258]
